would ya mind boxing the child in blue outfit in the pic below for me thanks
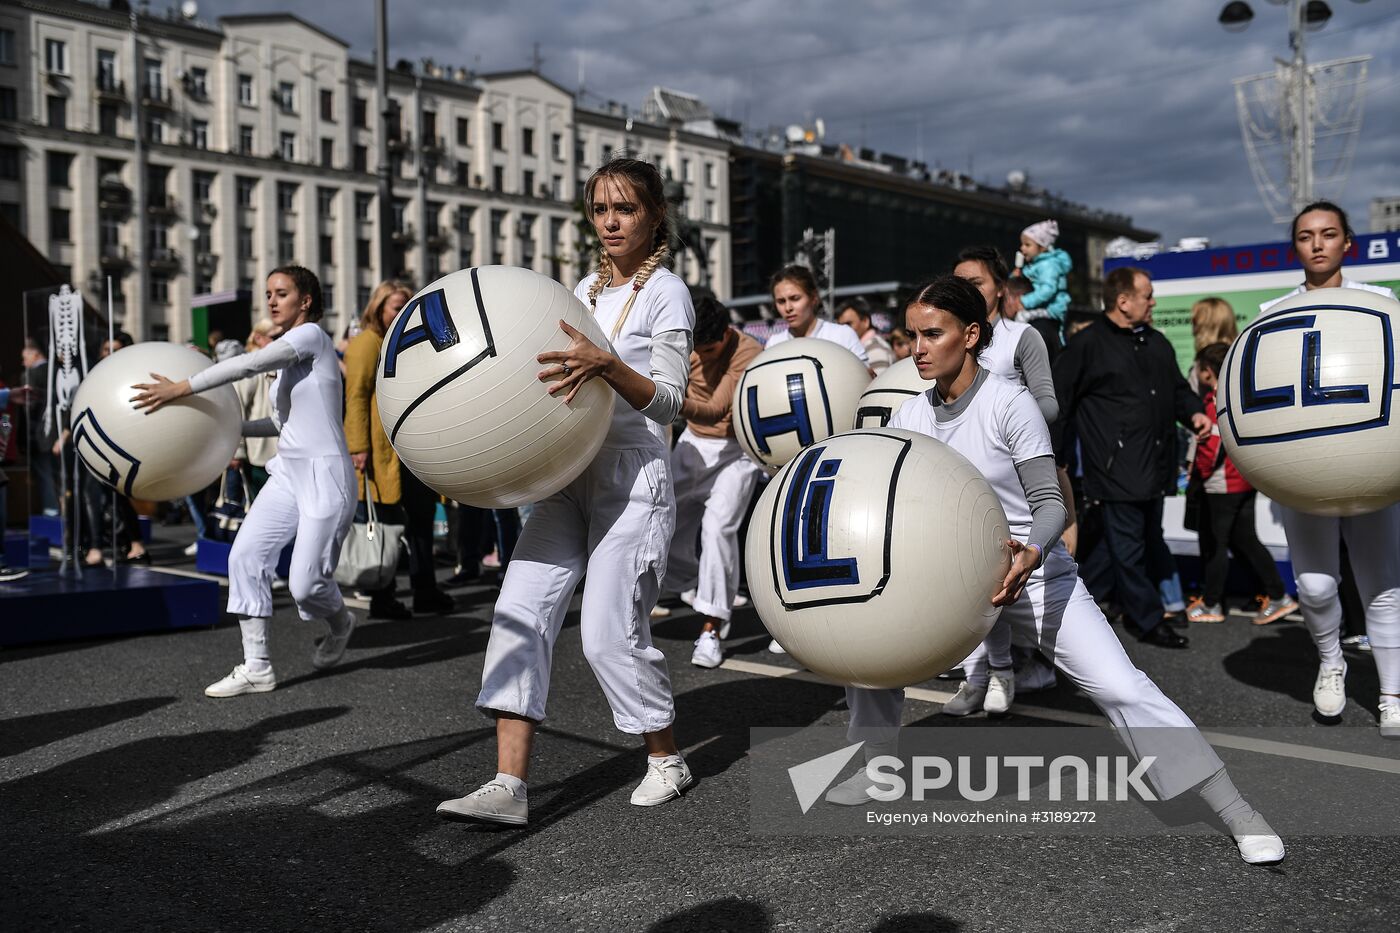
[1016,219,1072,325]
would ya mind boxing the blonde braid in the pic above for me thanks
[609,243,671,341]
[586,249,613,308]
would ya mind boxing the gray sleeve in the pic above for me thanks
[1014,455,1068,565]
[638,328,692,426]
[241,418,280,437]
[1014,328,1059,423]
[189,340,299,394]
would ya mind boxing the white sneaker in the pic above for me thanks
[183,541,200,557]
[1229,811,1286,864]
[767,638,787,655]
[204,663,276,698]
[312,612,356,670]
[436,780,528,826]
[732,593,749,609]
[1380,699,1400,738]
[718,618,732,640]
[691,631,723,669]
[1313,662,1347,717]
[941,681,987,717]
[1018,656,1058,693]
[984,669,1015,715]
[679,589,696,608]
[630,756,694,806]
[824,767,878,806]
[649,604,672,619]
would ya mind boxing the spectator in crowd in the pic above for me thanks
[1052,266,1209,649]
[1186,342,1298,625]
[1014,219,1072,355]
[835,297,894,373]
[889,326,913,361]
[20,337,58,516]
[79,332,147,565]
[1003,275,1032,322]
[234,318,281,497]
[1187,297,1239,392]
[344,280,454,618]
[0,383,33,581]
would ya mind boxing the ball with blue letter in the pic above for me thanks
[734,337,871,472]
[745,428,1011,689]
[853,356,926,429]
[1219,287,1400,516]
[375,266,615,508]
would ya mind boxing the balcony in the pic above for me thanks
[95,75,126,101]
[390,223,415,246]
[98,180,132,214]
[426,228,451,252]
[199,201,217,220]
[141,83,173,109]
[148,247,181,272]
[387,131,412,153]
[421,135,447,159]
[195,251,218,270]
[147,195,180,220]
[99,245,132,273]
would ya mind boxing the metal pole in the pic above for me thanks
[375,0,394,279]
[414,72,428,283]
[107,276,117,574]
[1289,0,1313,214]
[130,9,148,339]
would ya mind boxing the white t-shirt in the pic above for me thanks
[575,266,695,450]
[1259,278,1398,316]
[765,319,870,364]
[888,374,1050,542]
[980,317,1032,383]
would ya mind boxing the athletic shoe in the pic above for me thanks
[718,618,732,640]
[679,589,696,608]
[941,681,987,717]
[1017,657,1057,693]
[1230,811,1286,864]
[1186,597,1226,624]
[630,756,694,806]
[984,669,1015,715]
[1342,634,1372,652]
[767,638,786,655]
[1380,700,1400,739]
[204,663,276,698]
[1313,662,1347,717]
[481,549,501,569]
[0,565,29,583]
[183,541,200,557]
[312,612,356,670]
[691,631,723,669]
[649,604,672,619]
[824,767,878,806]
[436,780,528,826]
[732,593,749,609]
[1253,595,1298,626]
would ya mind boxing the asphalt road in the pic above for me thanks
[3,537,1399,932]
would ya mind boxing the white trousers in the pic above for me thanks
[228,455,356,621]
[667,429,761,621]
[1278,503,1400,693]
[477,446,677,734]
[846,546,1223,800]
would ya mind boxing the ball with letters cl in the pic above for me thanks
[1219,286,1400,516]
[375,266,615,508]
[853,356,927,429]
[745,428,1011,690]
[734,337,871,472]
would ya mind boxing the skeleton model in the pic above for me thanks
[44,285,88,437]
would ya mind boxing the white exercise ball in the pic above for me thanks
[1219,287,1400,516]
[71,342,241,501]
[734,337,871,472]
[375,266,615,508]
[745,428,1011,689]
[853,356,927,428]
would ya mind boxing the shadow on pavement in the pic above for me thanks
[0,696,177,758]
[647,897,771,931]
[1223,626,1379,706]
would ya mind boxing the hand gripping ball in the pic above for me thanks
[745,428,1011,690]
[1218,287,1400,516]
[734,337,871,472]
[853,356,928,429]
[375,266,615,508]
[72,342,241,501]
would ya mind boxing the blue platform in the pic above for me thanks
[195,536,293,579]
[4,531,50,569]
[0,565,220,646]
[29,513,152,546]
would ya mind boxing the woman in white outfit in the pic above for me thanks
[829,275,1284,865]
[133,266,358,697]
[436,159,695,827]
[1260,201,1400,736]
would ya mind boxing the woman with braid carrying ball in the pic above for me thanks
[438,159,695,826]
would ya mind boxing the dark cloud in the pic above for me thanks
[202,0,1400,245]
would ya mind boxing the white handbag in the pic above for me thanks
[335,472,405,591]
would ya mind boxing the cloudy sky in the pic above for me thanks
[201,0,1400,246]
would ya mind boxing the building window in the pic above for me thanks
[353,144,367,173]
[50,207,71,242]
[319,88,334,121]
[47,95,66,129]
[456,116,469,146]
[705,162,717,187]
[0,145,19,181]
[320,137,334,168]
[191,119,208,149]
[575,139,585,167]
[318,187,336,220]
[523,170,535,197]
[150,274,169,305]
[96,49,118,90]
[704,199,716,222]
[277,81,295,113]
[194,171,214,207]
[188,66,208,100]
[279,132,295,161]
[322,282,334,314]
[45,39,68,75]
[238,73,253,106]
[277,182,298,212]
[356,238,370,266]
[551,132,563,161]
[98,102,118,135]
[423,110,437,140]
[238,226,253,259]
[100,215,121,251]
[456,161,470,186]
[357,285,371,310]
[492,165,504,192]
[0,28,14,66]
[237,176,257,208]
[0,87,16,121]
[352,97,367,128]
[456,205,474,234]
[144,113,163,143]
[522,127,535,156]
[47,151,73,188]
[601,143,612,163]
[551,175,563,200]
[320,234,334,262]
[355,193,372,221]
[143,58,164,98]
[492,121,504,150]
[279,231,296,264]
[238,125,254,154]
[682,158,692,183]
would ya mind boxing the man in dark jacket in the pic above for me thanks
[1052,267,1209,648]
